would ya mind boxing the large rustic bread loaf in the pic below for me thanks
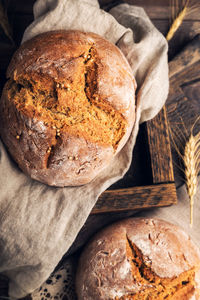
[76,218,200,299]
[0,30,136,186]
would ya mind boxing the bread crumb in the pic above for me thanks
[13,70,17,80]
[47,147,51,154]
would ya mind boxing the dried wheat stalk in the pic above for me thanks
[169,117,200,226]
[184,132,200,226]
[166,0,189,41]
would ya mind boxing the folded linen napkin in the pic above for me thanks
[0,0,168,298]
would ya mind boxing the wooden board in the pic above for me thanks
[93,183,176,214]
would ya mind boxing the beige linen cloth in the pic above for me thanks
[0,0,169,298]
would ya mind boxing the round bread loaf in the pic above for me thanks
[76,218,200,299]
[0,30,136,186]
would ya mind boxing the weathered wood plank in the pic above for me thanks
[92,183,177,214]
[169,35,200,78]
[146,107,174,184]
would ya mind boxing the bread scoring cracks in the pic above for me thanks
[115,236,197,299]
[82,46,127,150]
[6,45,127,157]
[46,135,61,169]
[83,46,97,105]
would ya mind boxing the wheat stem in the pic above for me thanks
[184,134,198,226]
[169,126,185,160]
[166,0,189,41]
[171,155,185,174]
[169,115,200,226]
[190,195,194,227]
[173,126,187,151]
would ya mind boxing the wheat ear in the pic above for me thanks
[166,0,189,41]
[184,131,200,226]
[184,135,197,226]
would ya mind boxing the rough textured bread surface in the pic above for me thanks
[0,30,136,186]
[76,218,200,300]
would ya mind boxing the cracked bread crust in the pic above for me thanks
[76,218,200,300]
[0,30,136,186]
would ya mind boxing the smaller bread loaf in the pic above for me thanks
[76,218,200,300]
[0,30,136,186]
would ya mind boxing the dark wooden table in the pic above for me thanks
[0,0,200,298]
